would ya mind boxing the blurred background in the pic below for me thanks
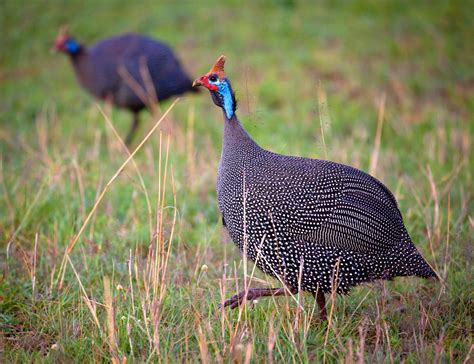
[1,1,472,362]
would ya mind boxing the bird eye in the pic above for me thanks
[209,75,218,83]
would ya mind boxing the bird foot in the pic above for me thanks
[219,287,295,310]
[220,289,259,310]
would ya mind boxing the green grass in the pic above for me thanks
[1,1,473,362]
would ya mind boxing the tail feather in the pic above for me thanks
[392,237,439,280]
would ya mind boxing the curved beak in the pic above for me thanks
[192,78,203,88]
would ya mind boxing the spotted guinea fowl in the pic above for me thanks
[193,56,437,319]
[54,27,197,144]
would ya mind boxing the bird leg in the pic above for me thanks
[222,286,297,310]
[315,289,327,320]
[125,112,140,146]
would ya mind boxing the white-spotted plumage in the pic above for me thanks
[217,113,436,295]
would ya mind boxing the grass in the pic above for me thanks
[1,0,473,362]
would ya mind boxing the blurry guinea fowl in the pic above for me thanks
[54,27,197,144]
[193,56,437,319]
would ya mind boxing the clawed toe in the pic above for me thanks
[220,291,256,310]
[218,287,294,311]
[221,293,246,310]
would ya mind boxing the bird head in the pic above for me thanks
[193,55,236,119]
[53,26,81,55]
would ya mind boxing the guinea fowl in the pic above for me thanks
[193,56,437,319]
[54,27,197,144]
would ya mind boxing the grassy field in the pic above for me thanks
[1,1,473,362]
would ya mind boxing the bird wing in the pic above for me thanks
[115,36,192,101]
[283,159,405,254]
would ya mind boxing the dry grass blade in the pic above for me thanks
[139,56,160,113]
[267,314,277,364]
[72,157,86,219]
[117,64,155,114]
[6,177,47,253]
[462,344,474,364]
[324,258,341,363]
[357,322,366,364]
[100,106,154,238]
[244,342,253,364]
[0,157,15,231]
[66,255,101,331]
[196,324,210,364]
[186,104,196,186]
[345,338,353,364]
[426,166,440,245]
[57,98,179,289]
[369,94,386,176]
[31,232,38,300]
[437,195,451,299]
[317,81,331,160]
[104,276,121,362]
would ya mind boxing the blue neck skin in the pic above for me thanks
[218,80,234,120]
[65,39,81,55]
[216,80,235,120]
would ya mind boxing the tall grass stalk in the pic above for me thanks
[57,98,179,289]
